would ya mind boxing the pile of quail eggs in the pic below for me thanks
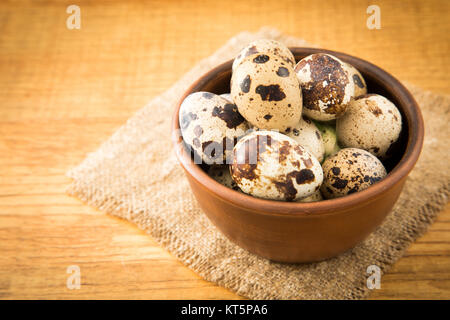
[179,39,402,202]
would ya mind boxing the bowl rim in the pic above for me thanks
[171,47,424,216]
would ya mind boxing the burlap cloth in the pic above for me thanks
[67,27,450,299]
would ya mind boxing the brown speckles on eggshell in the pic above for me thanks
[202,140,222,161]
[278,141,291,163]
[253,54,270,64]
[212,103,245,129]
[273,169,316,201]
[302,157,313,168]
[232,39,295,72]
[179,92,249,164]
[180,112,198,130]
[230,131,323,201]
[285,117,325,163]
[231,52,302,131]
[370,146,380,154]
[295,169,316,185]
[353,74,364,88]
[232,162,258,183]
[255,84,286,101]
[294,145,304,156]
[331,177,348,189]
[276,67,290,77]
[273,174,297,201]
[295,54,354,121]
[336,94,402,158]
[321,148,386,199]
[240,75,251,93]
[231,134,272,182]
[291,160,300,168]
[331,167,340,175]
[365,99,383,116]
[347,63,367,97]
[193,138,200,148]
[194,125,203,137]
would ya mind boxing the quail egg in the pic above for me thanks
[296,190,323,203]
[232,39,296,72]
[346,63,367,97]
[231,53,302,131]
[207,165,241,192]
[284,116,325,163]
[321,148,387,199]
[295,53,355,121]
[336,94,402,159]
[230,131,323,201]
[179,92,250,164]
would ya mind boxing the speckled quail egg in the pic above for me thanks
[295,53,355,121]
[232,39,296,72]
[220,93,233,103]
[314,121,340,158]
[321,148,387,199]
[231,53,302,131]
[179,92,250,165]
[230,131,323,201]
[336,94,402,159]
[284,116,325,163]
[346,63,367,98]
[207,165,241,192]
[296,190,323,203]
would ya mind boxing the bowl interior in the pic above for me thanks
[173,47,423,213]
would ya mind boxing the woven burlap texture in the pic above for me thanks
[67,27,450,299]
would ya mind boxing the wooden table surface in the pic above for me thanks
[1,0,449,299]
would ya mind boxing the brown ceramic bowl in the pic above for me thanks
[172,48,424,263]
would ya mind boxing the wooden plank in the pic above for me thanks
[0,0,449,299]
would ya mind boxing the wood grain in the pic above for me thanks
[0,0,449,299]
